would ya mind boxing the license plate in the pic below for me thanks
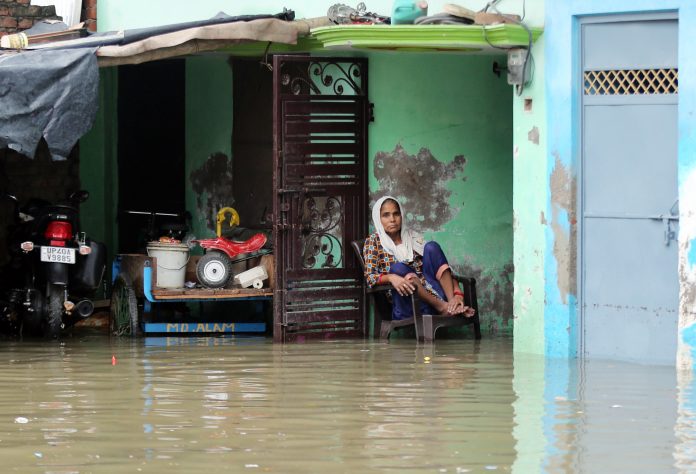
[40,246,76,264]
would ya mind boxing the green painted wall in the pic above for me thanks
[184,55,234,246]
[97,0,543,32]
[79,67,119,282]
[512,36,546,354]
[79,52,514,334]
[367,52,514,334]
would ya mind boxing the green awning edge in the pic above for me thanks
[219,22,543,56]
[310,23,543,52]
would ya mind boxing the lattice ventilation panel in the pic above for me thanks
[584,68,678,95]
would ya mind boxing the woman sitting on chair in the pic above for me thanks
[363,196,476,320]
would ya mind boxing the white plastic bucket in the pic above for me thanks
[146,242,190,288]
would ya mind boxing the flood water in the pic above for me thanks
[0,333,693,473]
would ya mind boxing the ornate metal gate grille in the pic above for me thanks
[273,56,369,342]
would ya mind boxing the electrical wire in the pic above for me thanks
[480,0,532,95]
[414,13,473,25]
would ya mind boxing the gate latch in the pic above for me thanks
[655,199,679,247]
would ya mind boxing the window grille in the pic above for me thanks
[584,68,678,95]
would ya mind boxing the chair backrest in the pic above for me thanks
[351,240,366,271]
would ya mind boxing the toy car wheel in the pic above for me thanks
[197,251,232,288]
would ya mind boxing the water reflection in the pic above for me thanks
[513,354,683,473]
[1,335,696,472]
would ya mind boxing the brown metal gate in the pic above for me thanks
[272,55,369,342]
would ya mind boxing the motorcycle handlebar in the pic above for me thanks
[123,210,182,217]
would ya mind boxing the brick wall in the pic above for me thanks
[0,1,60,39]
[81,0,95,31]
[0,0,98,37]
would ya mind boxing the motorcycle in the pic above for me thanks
[0,191,106,338]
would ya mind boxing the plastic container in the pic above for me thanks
[146,241,189,288]
[234,264,268,289]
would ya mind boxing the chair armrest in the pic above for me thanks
[367,284,392,294]
[452,274,475,285]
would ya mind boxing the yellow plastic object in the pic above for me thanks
[216,207,240,237]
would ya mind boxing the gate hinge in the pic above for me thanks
[368,102,375,123]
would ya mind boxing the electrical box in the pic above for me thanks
[507,48,528,86]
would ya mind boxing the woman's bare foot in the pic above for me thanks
[433,299,451,315]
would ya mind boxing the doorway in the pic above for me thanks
[272,56,370,342]
[117,60,186,253]
[231,59,273,230]
[580,14,679,363]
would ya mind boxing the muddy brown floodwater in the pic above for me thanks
[0,334,692,473]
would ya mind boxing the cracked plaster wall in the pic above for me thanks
[549,155,577,305]
[184,56,234,245]
[367,52,514,335]
[512,35,547,355]
[678,169,696,370]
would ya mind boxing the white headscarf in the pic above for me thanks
[372,196,425,262]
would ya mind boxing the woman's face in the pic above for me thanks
[380,200,402,237]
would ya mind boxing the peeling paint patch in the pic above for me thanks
[452,261,514,332]
[680,323,696,370]
[190,153,235,230]
[371,144,467,231]
[678,169,696,369]
[689,238,696,267]
[528,126,540,145]
[549,154,577,304]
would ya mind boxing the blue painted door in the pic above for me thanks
[581,16,679,363]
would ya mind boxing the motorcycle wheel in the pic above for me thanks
[197,251,233,289]
[44,283,64,339]
[110,274,140,337]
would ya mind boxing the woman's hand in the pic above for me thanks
[389,274,417,296]
[447,294,465,315]
[447,294,476,317]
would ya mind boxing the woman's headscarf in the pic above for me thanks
[372,196,425,262]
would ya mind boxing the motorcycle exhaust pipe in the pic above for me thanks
[61,300,95,329]
[74,300,94,319]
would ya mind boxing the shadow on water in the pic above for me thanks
[0,334,693,472]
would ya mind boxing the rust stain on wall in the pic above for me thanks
[190,153,235,230]
[371,144,467,231]
[550,154,577,304]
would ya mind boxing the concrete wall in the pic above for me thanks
[512,0,696,363]
[78,67,119,267]
[97,0,543,32]
[184,56,234,245]
[512,36,546,353]
[367,52,513,333]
